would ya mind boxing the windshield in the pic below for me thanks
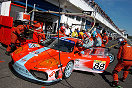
[41,38,75,52]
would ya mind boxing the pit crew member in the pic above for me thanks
[32,21,45,43]
[102,32,108,47]
[5,23,27,55]
[57,26,66,37]
[93,32,102,47]
[112,40,132,87]
[82,33,94,48]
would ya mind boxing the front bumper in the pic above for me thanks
[11,62,62,85]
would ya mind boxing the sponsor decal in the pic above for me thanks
[93,60,106,71]
[74,59,91,68]
[127,46,131,47]
[74,59,80,68]
[28,43,40,48]
[49,71,55,77]
[14,47,23,54]
[20,58,27,62]
[31,51,40,56]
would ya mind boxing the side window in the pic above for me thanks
[90,48,105,56]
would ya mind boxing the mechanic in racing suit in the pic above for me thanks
[82,33,94,49]
[32,21,45,43]
[93,32,102,47]
[112,40,132,87]
[78,30,85,39]
[74,33,94,55]
[57,26,66,37]
[5,24,27,55]
[101,32,108,47]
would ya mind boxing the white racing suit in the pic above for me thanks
[83,37,94,48]
[94,36,102,47]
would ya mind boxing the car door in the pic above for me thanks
[73,48,109,73]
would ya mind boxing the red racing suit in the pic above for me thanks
[78,32,84,39]
[102,34,108,47]
[6,25,27,53]
[113,43,132,81]
[32,22,45,43]
[56,30,66,37]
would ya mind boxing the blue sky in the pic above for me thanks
[95,0,132,36]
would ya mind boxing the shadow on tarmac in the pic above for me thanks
[99,71,112,86]
[73,70,95,76]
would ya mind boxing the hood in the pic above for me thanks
[12,43,59,63]
[12,43,60,70]
[24,47,60,70]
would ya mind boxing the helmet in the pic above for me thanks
[118,38,124,44]
[102,30,106,34]
[33,21,41,28]
[104,32,107,35]
[121,40,127,45]
[60,26,66,32]
[33,21,37,24]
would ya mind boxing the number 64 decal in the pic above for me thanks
[93,60,106,71]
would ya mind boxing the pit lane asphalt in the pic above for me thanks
[0,40,132,88]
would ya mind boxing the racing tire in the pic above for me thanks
[63,61,74,78]
[107,53,115,64]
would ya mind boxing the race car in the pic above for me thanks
[10,37,112,84]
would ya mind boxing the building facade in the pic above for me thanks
[0,0,124,37]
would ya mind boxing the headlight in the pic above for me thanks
[38,58,59,67]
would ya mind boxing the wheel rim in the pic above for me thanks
[109,54,114,63]
[65,61,74,78]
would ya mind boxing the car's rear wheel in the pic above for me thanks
[63,61,74,78]
[107,53,115,64]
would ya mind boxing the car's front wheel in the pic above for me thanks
[63,61,74,78]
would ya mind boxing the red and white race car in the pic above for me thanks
[10,37,114,84]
